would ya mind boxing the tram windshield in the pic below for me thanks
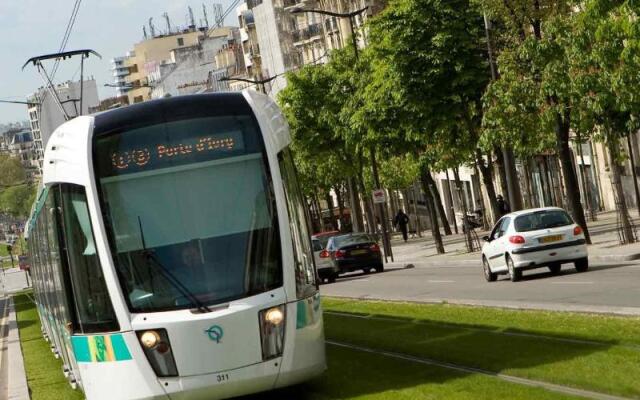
[94,114,282,313]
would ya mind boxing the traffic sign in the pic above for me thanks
[372,189,386,204]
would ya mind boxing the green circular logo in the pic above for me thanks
[205,325,224,343]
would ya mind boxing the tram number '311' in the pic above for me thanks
[217,374,230,383]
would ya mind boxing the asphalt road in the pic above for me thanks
[0,297,9,400]
[320,260,640,315]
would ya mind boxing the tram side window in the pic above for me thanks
[59,185,119,333]
[278,148,317,299]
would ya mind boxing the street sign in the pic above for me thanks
[372,189,386,204]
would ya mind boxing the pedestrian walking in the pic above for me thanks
[393,209,410,242]
[497,194,510,216]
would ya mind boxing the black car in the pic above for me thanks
[326,233,384,276]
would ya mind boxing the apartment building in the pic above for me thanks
[26,79,99,170]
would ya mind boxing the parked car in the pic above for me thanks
[312,235,340,283]
[325,233,384,278]
[481,207,588,282]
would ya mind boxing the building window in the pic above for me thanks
[133,95,144,103]
[177,37,184,46]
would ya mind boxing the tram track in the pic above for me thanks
[326,340,632,400]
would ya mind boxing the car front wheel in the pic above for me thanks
[483,257,497,282]
[506,255,522,282]
[575,257,589,273]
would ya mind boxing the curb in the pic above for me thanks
[325,295,640,317]
[7,297,29,400]
[391,253,640,267]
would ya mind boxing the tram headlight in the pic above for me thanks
[259,305,286,361]
[136,329,178,377]
[140,330,161,349]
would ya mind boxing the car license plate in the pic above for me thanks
[351,249,368,256]
[539,235,563,244]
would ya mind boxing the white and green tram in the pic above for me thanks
[25,91,325,399]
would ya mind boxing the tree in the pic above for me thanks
[568,0,640,242]
[0,155,26,188]
[0,184,36,218]
[480,0,592,243]
[279,61,367,232]
[360,0,495,252]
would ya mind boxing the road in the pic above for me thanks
[320,260,640,315]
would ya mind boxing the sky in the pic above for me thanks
[0,0,239,124]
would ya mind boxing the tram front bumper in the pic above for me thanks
[157,358,281,400]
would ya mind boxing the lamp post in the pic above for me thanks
[289,6,393,260]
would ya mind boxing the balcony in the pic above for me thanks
[292,23,323,44]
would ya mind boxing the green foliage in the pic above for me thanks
[363,0,490,168]
[569,0,640,141]
[480,1,575,157]
[0,184,37,217]
[279,63,355,195]
[379,154,420,190]
[0,155,26,187]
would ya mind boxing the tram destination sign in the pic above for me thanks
[97,128,246,177]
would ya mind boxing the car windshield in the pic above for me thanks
[514,210,573,232]
[94,114,282,313]
[333,234,375,248]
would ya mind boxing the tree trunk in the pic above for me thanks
[626,133,640,217]
[503,146,524,211]
[475,149,500,225]
[555,111,591,244]
[325,192,338,231]
[347,177,364,232]
[370,147,393,261]
[453,167,474,252]
[413,181,423,237]
[420,167,445,254]
[609,138,635,243]
[335,185,345,232]
[495,147,509,200]
[423,171,452,235]
[444,170,459,234]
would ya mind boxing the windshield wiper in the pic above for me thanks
[137,217,211,313]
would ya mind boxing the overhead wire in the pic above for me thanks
[51,0,83,81]
[39,0,82,107]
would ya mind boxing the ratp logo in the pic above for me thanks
[205,325,224,343]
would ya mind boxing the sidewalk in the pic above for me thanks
[0,297,29,400]
[385,211,640,266]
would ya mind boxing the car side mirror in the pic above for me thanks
[482,236,491,242]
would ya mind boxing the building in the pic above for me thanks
[0,128,39,180]
[149,27,244,98]
[26,79,99,170]
[235,0,382,97]
[88,96,130,114]
[119,28,206,103]
[111,54,135,97]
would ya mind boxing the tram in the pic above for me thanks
[24,91,326,400]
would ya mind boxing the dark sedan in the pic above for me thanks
[326,233,384,277]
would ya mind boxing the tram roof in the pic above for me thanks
[93,92,253,137]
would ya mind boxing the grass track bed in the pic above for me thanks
[246,345,578,400]
[14,293,83,400]
[323,298,640,399]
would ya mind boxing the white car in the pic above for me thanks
[481,207,588,282]
[312,233,340,283]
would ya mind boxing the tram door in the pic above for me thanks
[46,189,81,385]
